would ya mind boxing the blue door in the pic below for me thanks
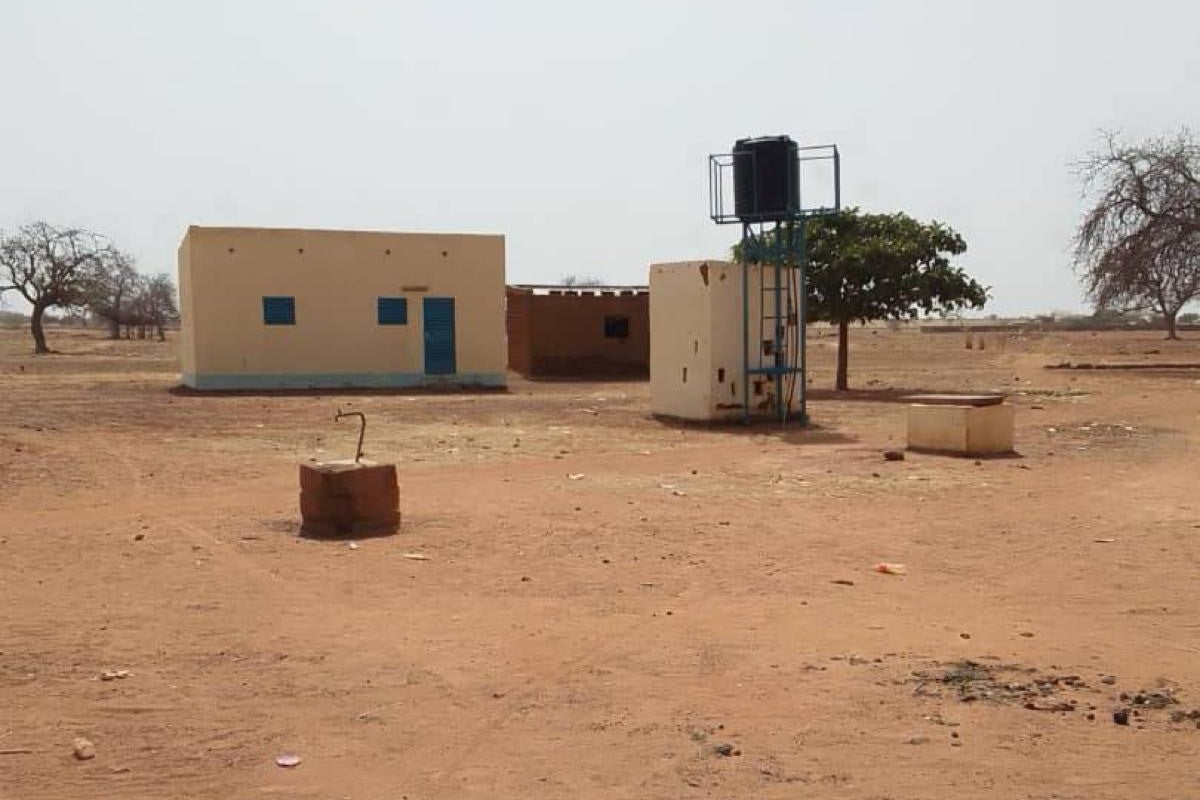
[423,297,456,375]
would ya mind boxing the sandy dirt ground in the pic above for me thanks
[1,325,1199,800]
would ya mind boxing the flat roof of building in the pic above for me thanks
[509,284,648,296]
[184,225,502,239]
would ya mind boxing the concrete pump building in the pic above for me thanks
[178,226,506,390]
[650,260,800,421]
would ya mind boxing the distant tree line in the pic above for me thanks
[0,221,177,353]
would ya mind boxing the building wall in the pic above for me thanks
[178,235,196,377]
[650,262,717,420]
[507,288,649,377]
[178,226,506,390]
[650,260,796,421]
[505,288,534,376]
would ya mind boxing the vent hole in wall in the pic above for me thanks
[682,367,688,383]
[730,381,736,396]
[717,368,725,383]
[693,340,698,354]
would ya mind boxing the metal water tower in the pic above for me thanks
[709,135,841,424]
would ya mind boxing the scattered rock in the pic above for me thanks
[1168,709,1200,725]
[401,553,430,561]
[1113,709,1130,726]
[831,579,855,586]
[883,450,906,462]
[274,753,302,768]
[99,669,131,681]
[1023,700,1074,712]
[1086,712,1095,721]
[347,542,359,550]
[959,633,971,640]
[711,743,740,757]
[1019,631,1035,638]
[906,735,930,745]
[133,533,145,542]
[1101,675,1117,685]
[73,737,96,760]
[1132,689,1178,709]
[520,576,531,582]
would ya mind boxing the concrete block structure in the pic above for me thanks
[178,226,506,390]
[649,260,799,421]
[905,395,1016,455]
[506,285,649,377]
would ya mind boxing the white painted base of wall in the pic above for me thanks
[182,372,506,391]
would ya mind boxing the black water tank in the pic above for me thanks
[732,136,799,222]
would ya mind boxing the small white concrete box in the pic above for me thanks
[905,394,1015,456]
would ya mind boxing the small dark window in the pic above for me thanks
[377,297,408,325]
[604,315,630,338]
[262,296,295,326]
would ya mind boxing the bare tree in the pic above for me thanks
[139,273,178,340]
[561,274,605,287]
[85,248,140,339]
[1074,130,1200,339]
[0,222,109,353]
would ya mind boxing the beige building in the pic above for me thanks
[178,226,506,390]
[650,260,800,421]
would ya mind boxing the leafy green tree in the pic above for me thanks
[736,209,988,390]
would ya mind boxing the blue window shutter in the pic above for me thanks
[263,296,296,325]
[377,297,408,325]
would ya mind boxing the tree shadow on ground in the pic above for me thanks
[168,384,510,399]
[518,374,649,384]
[807,387,1008,404]
[650,414,857,446]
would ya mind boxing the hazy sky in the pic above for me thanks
[2,0,1197,315]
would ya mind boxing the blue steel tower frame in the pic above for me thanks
[708,140,841,425]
